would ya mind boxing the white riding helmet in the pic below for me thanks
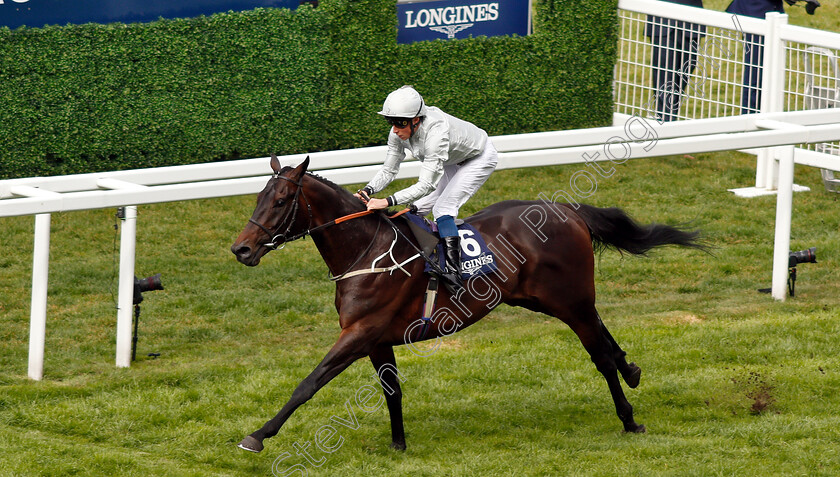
[378,85,427,118]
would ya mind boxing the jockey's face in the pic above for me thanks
[389,117,420,140]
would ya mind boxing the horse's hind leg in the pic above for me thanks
[559,304,646,434]
[369,344,407,450]
[597,313,641,388]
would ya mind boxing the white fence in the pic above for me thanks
[616,0,840,192]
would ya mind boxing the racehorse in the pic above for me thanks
[231,155,707,453]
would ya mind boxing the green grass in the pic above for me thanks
[2,148,840,476]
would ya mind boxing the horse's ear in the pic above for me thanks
[290,156,310,180]
[270,153,282,174]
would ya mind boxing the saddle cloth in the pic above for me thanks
[402,212,498,280]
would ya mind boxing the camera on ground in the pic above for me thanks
[133,273,164,305]
[788,247,816,268]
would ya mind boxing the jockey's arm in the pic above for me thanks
[389,123,448,205]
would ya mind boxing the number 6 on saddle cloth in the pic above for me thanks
[402,212,498,280]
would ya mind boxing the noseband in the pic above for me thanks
[248,173,312,250]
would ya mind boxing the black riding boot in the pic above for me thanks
[441,236,463,292]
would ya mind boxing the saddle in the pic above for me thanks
[398,211,497,280]
[402,215,440,258]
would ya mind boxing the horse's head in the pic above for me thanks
[231,154,311,266]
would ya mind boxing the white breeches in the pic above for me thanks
[413,141,498,219]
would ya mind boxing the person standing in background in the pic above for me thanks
[646,0,706,122]
[725,0,785,114]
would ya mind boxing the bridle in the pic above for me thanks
[247,169,432,280]
[248,171,377,251]
[248,173,313,250]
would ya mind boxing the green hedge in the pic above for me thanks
[0,0,617,179]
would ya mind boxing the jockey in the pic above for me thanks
[355,85,499,290]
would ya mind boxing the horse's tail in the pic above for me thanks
[574,204,709,256]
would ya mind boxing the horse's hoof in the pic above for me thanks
[624,424,646,434]
[238,436,264,453]
[624,362,642,389]
[390,441,407,451]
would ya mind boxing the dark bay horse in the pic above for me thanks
[230,155,706,453]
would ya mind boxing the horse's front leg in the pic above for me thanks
[369,344,406,450]
[238,327,374,453]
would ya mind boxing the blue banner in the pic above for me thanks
[397,0,530,44]
[0,0,307,30]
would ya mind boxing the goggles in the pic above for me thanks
[385,117,413,128]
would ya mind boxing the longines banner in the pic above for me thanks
[397,0,530,44]
[0,0,303,30]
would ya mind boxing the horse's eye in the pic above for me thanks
[274,199,285,208]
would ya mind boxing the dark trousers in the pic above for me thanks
[650,32,700,122]
[740,33,764,114]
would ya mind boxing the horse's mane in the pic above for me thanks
[276,165,355,199]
